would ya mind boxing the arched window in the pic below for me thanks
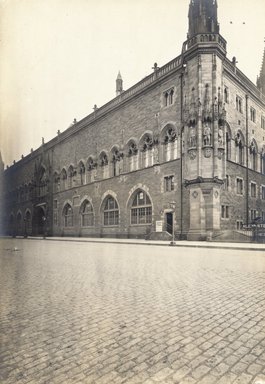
[17,212,22,233]
[80,200,94,227]
[224,87,229,103]
[25,210,32,234]
[140,134,153,168]
[127,141,138,171]
[54,172,60,192]
[164,88,174,107]
[78,162,85,185]
[235,132,244,165]
[103,196,119,226]
[261,148,265,175]
[63,203,73,227]
[99,152,109,179]
[9,214,14,236]
[111,148,123,177]
[226,131,231,160]
[163,125,177,161]
[131,190,152,225]
[61,169,67,190]
[68,166,75,188]
[24,184,29,201]
[87,157,97,183]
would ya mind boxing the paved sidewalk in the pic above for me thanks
[22,235,265,252]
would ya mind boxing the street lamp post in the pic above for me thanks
[169,201,176,246]
[42,215,46,239]
[24,217,27,238]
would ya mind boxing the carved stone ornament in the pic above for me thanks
[189,126,197,148]
[192,191,198,199]
[218,127,224,147]
[218,149,224,159]
[202,122,212,147]
[188,149,197,160]
[214,191,219,198]
[204,148,212,158]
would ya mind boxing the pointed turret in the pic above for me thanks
[116,71,123,96]
[257,46,265,94]
[188,0,219,39]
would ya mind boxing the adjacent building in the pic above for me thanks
[2,0,265,241]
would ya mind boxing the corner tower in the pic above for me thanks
[182,0,227,240]
[188,0,219,38]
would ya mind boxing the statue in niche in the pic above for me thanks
[203,123,211,146]
[218,127,224,147]
[189,126,196,148]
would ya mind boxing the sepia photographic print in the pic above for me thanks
[0,0,265,383]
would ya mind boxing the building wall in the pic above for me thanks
[2,29,265,240]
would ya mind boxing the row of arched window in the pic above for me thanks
[53,125,179,192]
[60,190,152,228]
[226,129,265,173]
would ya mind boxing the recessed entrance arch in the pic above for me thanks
[33,205,46,235]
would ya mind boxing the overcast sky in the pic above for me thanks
[0,0,264,167]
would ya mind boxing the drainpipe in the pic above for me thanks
[245,94,249,226]
[180,69,184,239]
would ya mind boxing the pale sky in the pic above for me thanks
[0,0,264,167]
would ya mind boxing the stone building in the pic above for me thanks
[2,0,265,240]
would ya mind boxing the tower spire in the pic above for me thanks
[188,0,219,39]
[257,42,265,95]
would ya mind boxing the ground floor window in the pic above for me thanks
[63,203,73,227]
[250,209,257,222]
[103,196,119,226]
[236,220,243,230]
[81,200,94,226]
[221,205,229,219]
[131,190,152,224]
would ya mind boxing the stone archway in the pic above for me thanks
[33,206,46,236]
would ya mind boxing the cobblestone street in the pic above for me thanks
[0,238,265,384]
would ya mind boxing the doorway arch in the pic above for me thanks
[33,206,46,235]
